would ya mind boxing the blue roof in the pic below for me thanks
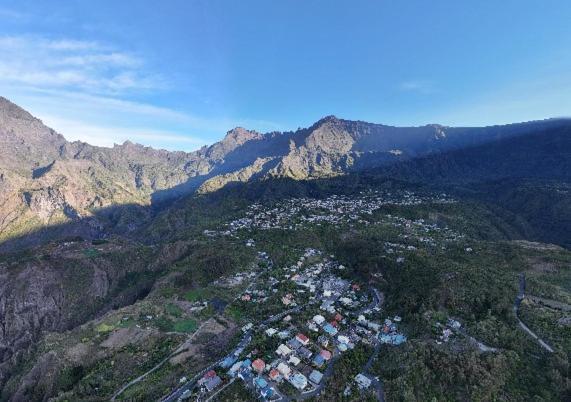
[255,377,268,389]
[220,355,238,368]
[312,354,325,366]
[323,323,337,334]
[242,359,252,367]
[309,370,323,383]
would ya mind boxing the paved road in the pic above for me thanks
[111,320,213,401]
[359,287,385,402]
[514,273,554,353]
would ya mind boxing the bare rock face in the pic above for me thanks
[23,187,77,222]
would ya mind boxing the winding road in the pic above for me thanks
[514,273,554,353]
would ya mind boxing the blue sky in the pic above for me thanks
[0,1,570,151]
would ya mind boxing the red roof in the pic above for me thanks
[203,369,216,379]
[252,358,266,372]
[334,313,343,322]
[296,333,309,343]
[269,368,280,379]
[330,320,339,328]
[320,349,332,360]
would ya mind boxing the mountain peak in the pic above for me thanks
[223,127,262,145]
[315,115,341,125]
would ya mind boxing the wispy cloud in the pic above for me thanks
[0,33,284,149]
[399,80,436,94]
[0,35,159,93]
[0,7,27,20]
[40,114,209,151]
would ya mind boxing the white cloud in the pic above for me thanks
[0,35,158,93]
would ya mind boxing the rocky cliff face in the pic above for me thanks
[0,239,172,394]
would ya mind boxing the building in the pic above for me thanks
[312,354,325,368]
[287,338,302,350]
[289,373,308,390]
[298,346,313,360]
[198,370,216,385]
[265,328,278,337]
[228,361,242,376]
[252,358,266,373]
[204,375,222,392]
[338,335,350,344]
[261,387,274,399]
[320,349,332,361]
[318,335,329,347]
[220,355,238,369]
[322,323,338,336]
[355,373,372,389]
[309,370,324,384]
[313,315,326,325]
[276,344,292,356]
[255,377,268,389]
[288,355,301,366]
[269,368,281,381]
[277,362,291,378]
[296,333,310,345]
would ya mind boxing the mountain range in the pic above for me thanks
[1,95,569,250]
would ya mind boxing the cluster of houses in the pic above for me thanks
[219,190,456,235]
[210,247,409,400]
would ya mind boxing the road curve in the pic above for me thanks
[514,273,554,353]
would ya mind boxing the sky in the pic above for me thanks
[0,0,570,151]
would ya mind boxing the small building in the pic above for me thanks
[277,362,291,378]
[323,323,338,336]
[318,335,329,347]
[287,338,302,350]
[204,375,222,392]
[288,355,301,366]
[312,354,325,368]
[338,335,350,344]
[313,315,326,325]
[289,373,308,390]
[265,328,278,337]
[220,355,238,369]
[261,387,274,399]
[228,361,242,376]
[320,349,332,361]
[252,358,266,373]
[276,344,292,356]
[254,377,268,389]
[296,333,310,345]
[355,373,372,389]
[309,370,324,384]
[298,346,313,360]
[198,370,217,385]
[269,368,281,381]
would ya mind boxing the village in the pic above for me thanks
[165,190,470,401]
[169,247,407,402]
